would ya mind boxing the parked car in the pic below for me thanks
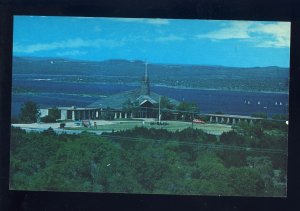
[193,119,205,124]
[74,121,81,126]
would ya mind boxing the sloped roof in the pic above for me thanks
[136,95,158,105]
[87,89,180,110]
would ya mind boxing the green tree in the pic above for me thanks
[10,124,286,196]
[132,143,173,192]
[233,122,263,138]
[220,130,246,146]
[49,107,60,119]
[122,99,134,114]
[19,101,40,123]
[40,107,60,123]
[246,156,274,190]
[160,97,175,120]
[261,119,287,131]
[228,167,265,196]
[177,102,198,112]
[251,112,267,119]
[176,102,199,121]
[160,96,175,110]
[272,114,288,121]
[183,152,231,195]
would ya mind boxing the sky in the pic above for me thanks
[13,16,291,67]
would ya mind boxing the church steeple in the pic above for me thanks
[145,62,148,79]
[140,61,150,95]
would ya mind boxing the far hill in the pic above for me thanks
[12,57,289,92]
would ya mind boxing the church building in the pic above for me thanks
[39,63,180,121]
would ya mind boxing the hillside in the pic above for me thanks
[12,57,289,92]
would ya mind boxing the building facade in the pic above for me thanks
[39,63,180,121]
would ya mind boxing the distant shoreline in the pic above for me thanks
[152,84,289,95]
[12,83,289,95]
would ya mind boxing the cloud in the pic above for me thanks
[145,19,170,25]
[250,22,290,48]
[13,33,184,55]
[155,35,185,42]
[110,17,169,25]
[56,50,87,57]
[29,16,47,18]
[74,17,94,19]
[196,21,251,40]
[13,38,123,53]
[196,21,290,48]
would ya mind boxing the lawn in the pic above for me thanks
[66,120,232,135]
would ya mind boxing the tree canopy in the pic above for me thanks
[19,101,40,123]
[40,107,60,123]
[10,121,287,196]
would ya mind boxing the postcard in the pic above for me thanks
[10,16,289,196]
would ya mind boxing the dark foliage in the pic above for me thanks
[40,107,61,123]
[10,121,287,196]
[19,101,40,123]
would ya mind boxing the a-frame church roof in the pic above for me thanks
[87,62,180,109]
[87,89,179,109]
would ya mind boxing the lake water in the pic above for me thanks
[12,74,289,117]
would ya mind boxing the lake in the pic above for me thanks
[11,74,289,117]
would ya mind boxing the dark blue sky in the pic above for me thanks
[13,16,290,67]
